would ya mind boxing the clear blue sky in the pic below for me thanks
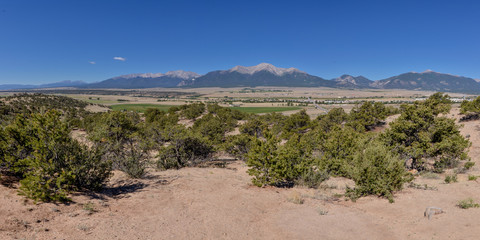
[1,0,480,84]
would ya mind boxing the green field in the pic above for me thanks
[229,106,301,113]
[111,104,175,113]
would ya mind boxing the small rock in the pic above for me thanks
[424,207,445,220]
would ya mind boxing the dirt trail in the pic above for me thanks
[1,108,480,240]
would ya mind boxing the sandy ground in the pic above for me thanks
[2,107,480,240]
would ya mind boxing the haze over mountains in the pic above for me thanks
[0,80,88,90]
[2,63,480,93]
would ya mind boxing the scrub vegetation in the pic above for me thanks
[0,93,471,203]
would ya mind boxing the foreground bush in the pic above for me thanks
[346,142,410,203]
[316,126,364,177]
[246,132,313,187]
[222,134,255,161]
[156,125,214,169]
[1,111,111,202]
[88,111,147,178]
[382,93,470,171]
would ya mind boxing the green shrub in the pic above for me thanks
[316,126,363,177]
[240,116,267,137]
[444,174,458,184]
[468,175,478,181]
[180,102,205,119]
[207,103,247,120]
[192,113,232,144]
[222,134,254,161]
[2,111,111,202]
[246,132,281,187]
[346,142,410,203]
[88,111,147,178]
[315,107,348,133]
[68,146,112,191]
[156,126,213,170]
[246,132,312,187]
[117,143,148,178]
[347,101,387,132]
[282,109,311,138]
[382,93,470,171]
[144,108,178,126]
[457,198,480,209]
[460,96,480,118]
[464,161,475,170]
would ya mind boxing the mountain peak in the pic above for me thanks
[113,70,200,80]
[339,74,353,78]
[257,62,275,68]
[334,74,372,88]
[229,63,305,76]
[164,70,200,79]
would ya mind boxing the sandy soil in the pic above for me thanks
[2,107,480,240]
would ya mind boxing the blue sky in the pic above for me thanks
[1,0,480,84]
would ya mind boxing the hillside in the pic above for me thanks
[372,70,480,93]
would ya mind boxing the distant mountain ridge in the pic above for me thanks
[179,63,336,88]
[228,63,305,75]
[370,70,480,93]
[2,64,480,93]
[0,80,86,90]
[111,71,200,80]
[85,70,200,89]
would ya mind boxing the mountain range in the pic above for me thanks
[2,63,480,93]
[0,80,87,90]
[86,71,200,89]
